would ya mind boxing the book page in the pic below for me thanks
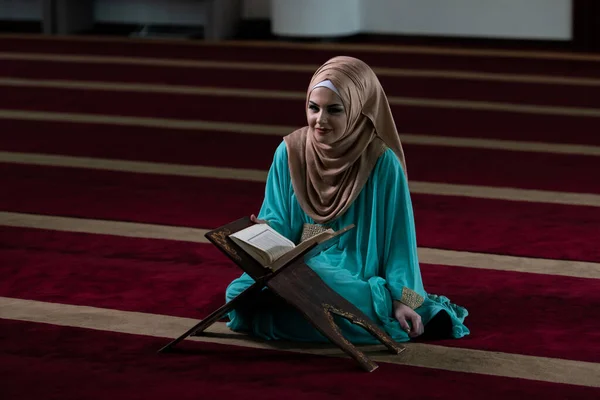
[230,224,296,264]
[269,224,355,271]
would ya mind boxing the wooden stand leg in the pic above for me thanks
[158,281,264,353]
[311,307,380,372]
[325,305,405,355]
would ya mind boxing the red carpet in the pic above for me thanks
[0,245,236,320]
[2,120,599,194]
[0,120,283,170]
[3,118,600,171]
[395,107,600,144]
[1,227,599,362]
[2,36,600,78]
[3,59,600,107]
[3,319,597,400]
[4,86,600,146]
[2,163,600,261]
[1,35,599,396]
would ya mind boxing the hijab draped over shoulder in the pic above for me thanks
[284,56,407,224]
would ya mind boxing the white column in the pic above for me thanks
[361,0,571,40]
[271,0,361,37]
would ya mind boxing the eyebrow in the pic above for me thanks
[308,101,344,108]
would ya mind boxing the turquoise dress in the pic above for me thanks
[226,141,469,343]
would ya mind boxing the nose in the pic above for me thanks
[317,111,328,125]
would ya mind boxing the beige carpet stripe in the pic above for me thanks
[3,33,600,62]
[2,211,599,279]
[401,134,600,157]
[0,211,211,244]
[1,109,599,157]
[2,77,599,117]
[2,151,599,207]
[0,151,267,182]
[2,53,599,87]
[391,98,600,117]
[409,181,600,207]
[0,77,307,99]
[1,297,598,387]
[417,248,600,279]
[0,109,288,135]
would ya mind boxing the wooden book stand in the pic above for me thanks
[158,217,405,372]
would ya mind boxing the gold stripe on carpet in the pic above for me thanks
[1,211,598,279]
[0,151,267,182]
[2,54,600,87]
[417,248,600,278]
[0,297,598,387]
[2,77,600,117]
[2,33,600,62]
[0,211,212,243]
[409,181,600,207]
[1,151,599,207]
[1,109,599,157]
[399,134,600,157]
[0,109,289,135]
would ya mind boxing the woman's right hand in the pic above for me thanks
[393,300,424,338]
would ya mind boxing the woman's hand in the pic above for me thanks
[393,300,424,338]
[250,214,268,224]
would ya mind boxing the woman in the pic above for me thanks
[226,56,469,343]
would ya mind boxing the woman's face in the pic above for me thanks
[307,87,347,143]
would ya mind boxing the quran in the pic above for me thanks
[229,222,354,271]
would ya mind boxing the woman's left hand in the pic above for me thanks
[250,214,268,224]
[393,300,424,338]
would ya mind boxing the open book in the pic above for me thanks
[229,223,354,271]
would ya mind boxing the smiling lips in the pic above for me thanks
[315,127,331,134]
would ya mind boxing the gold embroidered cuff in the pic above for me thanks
[300,223,329,242]
[399,287,425,310]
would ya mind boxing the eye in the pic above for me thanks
[328,107,344,114]
[308,104,319,112]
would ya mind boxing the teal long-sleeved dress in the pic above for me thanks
[226,141,469,343]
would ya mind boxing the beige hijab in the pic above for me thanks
[284,56,407,224]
